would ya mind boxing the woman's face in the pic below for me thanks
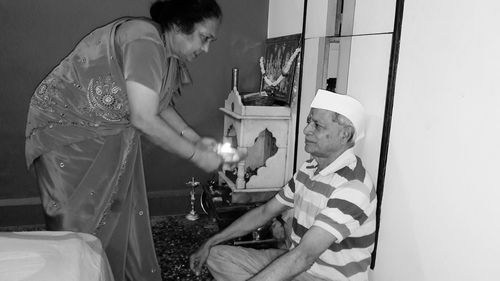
[170,17,220,62]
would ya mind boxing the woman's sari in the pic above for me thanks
[25,18,189,281]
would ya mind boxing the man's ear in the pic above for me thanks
[341,126,355,143]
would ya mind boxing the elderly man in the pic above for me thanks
[190,89,377,281]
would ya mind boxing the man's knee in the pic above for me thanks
[207,245,222,259]
[207,245,233,269]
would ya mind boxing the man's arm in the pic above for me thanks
[190,197,290,275]
[248,226,337,281]
[209,197,289,245]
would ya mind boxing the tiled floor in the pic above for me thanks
[152,215,218,280]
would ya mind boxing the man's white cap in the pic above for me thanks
[310,89,366,142]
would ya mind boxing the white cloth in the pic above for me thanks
[0,231,114,281]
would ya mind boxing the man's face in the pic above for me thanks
[171,17,219,62]
[303,108,345,159]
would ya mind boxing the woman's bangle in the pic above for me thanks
[187,147,197,161]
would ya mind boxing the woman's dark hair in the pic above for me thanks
[150,0,222,34]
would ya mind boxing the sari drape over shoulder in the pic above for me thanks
[25,17,190,281]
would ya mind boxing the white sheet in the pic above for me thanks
[0,231,114,281]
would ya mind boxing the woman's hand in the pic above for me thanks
[189,243,211,276]
[191,147,222,172]
[196,137,218,151]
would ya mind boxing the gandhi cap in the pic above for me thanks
[310,89,366,142]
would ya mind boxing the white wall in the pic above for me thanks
[267,0,303,38]
[373,1,500,280]
[268,0,500,280]
[340,0,396,184]
[293,0,395,185]
[347,33,392,185]
[294,0,340,170]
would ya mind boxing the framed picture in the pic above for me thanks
[261,33,302,106]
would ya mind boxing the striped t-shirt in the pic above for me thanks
[275,148,377,281]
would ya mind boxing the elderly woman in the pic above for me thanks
[25,0,223,280]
